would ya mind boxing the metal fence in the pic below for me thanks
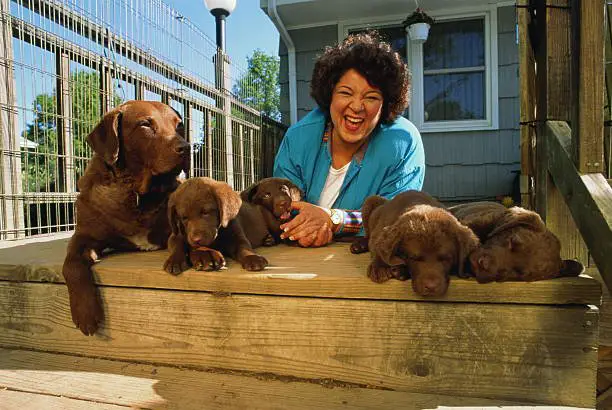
[0,0,287,240]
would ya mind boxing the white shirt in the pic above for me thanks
[318,162,351,209]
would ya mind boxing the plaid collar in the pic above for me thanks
[323,121,369,164]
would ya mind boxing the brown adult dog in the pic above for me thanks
[164,177,272,274]
[240,177,303,244]
[360,191,479,296]
[62,100,190,335]
[448,201,584,282]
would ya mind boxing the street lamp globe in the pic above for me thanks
[204,0,236,16]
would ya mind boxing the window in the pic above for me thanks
[410,12,498,132]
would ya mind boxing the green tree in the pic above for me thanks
[21,71,123,192]
[232,49,281,120]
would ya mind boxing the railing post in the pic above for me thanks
[99,63,113,113]
[214,49,234,188]
[570,0,605,174]
[206,110,213,178]
[56,50,75,193]
[0,0,24,239]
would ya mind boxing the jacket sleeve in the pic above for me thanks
[377,129,426,199]
[272,129,305,193]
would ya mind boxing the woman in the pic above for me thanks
[273,31,425,247]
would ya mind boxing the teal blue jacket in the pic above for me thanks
[273,108,425,212]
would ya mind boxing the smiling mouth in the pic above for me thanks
[344,115,364,131]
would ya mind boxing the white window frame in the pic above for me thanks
[339,5,499,133]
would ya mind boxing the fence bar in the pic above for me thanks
[56,50,75,193]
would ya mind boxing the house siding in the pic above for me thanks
[277,6,520,202]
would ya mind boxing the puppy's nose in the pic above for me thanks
[278,199,290,209]
[191,235,203,246]
[422,275,444,295]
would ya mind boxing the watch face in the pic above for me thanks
[331,210,342,225]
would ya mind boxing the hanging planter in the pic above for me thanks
[402,8,434,44]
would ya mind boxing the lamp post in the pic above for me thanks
[204,0,236,52]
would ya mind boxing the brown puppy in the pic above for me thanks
[448,201,584,283]
[240,177,303,245]
[362,191,479,296]
[62,100,190,335]
[164,177,269,274]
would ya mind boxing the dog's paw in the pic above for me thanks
[367,263,401,283]
[69,289,104,336]
[190,248,226,271]
[163,253,190,275]
[262,233,277,247]
[241,254,268,271]
[350,237,369,254]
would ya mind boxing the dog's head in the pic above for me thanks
[468,207,584,282]
[241,177,303,221]
[87,101,190,193]
[371,205,479,296]
[168,177,241,248]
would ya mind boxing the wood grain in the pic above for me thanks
[0,390,125,410]
[0,240,602,305]
[0,282,598,407]
[0,348,543,409]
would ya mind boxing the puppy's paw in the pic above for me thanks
[190,248,226,271]
[69,288,104,336]
[262,233,277,247]
[242,254,268,271]
[164,253,190,275]
[367,263,402,283]
[350,237,369,254]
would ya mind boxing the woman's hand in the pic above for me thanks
[280,201,334,247]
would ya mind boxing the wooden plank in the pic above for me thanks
[55,50,75,193]
[546,121,612,290]
[0,240,602,305]
[0,282,599,407]
[0,348,541,409]
[0,390,124,410]
[545,180,590,266]
[571,0,605,174]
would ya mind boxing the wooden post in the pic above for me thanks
[249,127,255,183]
[134,78,145,101]
[570,0,605,174]
[99,63,113,113]
[55,50,75,193]
[533,0,572,220]
[206,110,213,178]
[518,0,537,209]
[214,50,234,188]
[0,0,24,239]
[184,101,194,177]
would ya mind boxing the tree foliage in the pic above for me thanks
[232,49,281,121]
[21,71,122,191]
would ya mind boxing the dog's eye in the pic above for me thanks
[262,193,271,199]
[137,119,152,128]
[200,210,209,216]
[409,254,424,262]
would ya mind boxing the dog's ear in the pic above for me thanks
[286,180,304,202]
[489,207,546,237]
[167,193,183,236]
[448,202,507,239]
[452,220,480,278]
[371,223,404,266]
[362,195,387,223]
[212,181,242,227]
[87,108,122,165]
[557,259,585,278]
[241,181,260,202]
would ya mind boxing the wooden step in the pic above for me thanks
[0,239,602,407]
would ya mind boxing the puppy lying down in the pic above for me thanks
[163,177,300,274]
[358,190,479,296]
[448,201,584,282]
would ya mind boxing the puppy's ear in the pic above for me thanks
[371,223,404,266]
[213,181,242,227]
[87,108,122,165]
[241,181,259,202]
[452,220,480,278]
[558,259,585,278]
[489,207,546,237]
[286,181,304,202]
[361,195,387,237]
[167,194,183,236]
[448,202,507,239]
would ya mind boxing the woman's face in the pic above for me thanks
[330,68,384,146]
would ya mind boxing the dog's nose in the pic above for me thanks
[278,199,290,208]
[421,275,444,295]
[176,141,190,156]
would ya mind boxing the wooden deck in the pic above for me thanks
[0,239,602,409]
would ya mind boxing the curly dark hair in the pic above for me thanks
[310,31,411,123]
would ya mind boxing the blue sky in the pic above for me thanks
[164,0,281,67]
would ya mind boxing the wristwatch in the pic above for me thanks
[329,208,344,233]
